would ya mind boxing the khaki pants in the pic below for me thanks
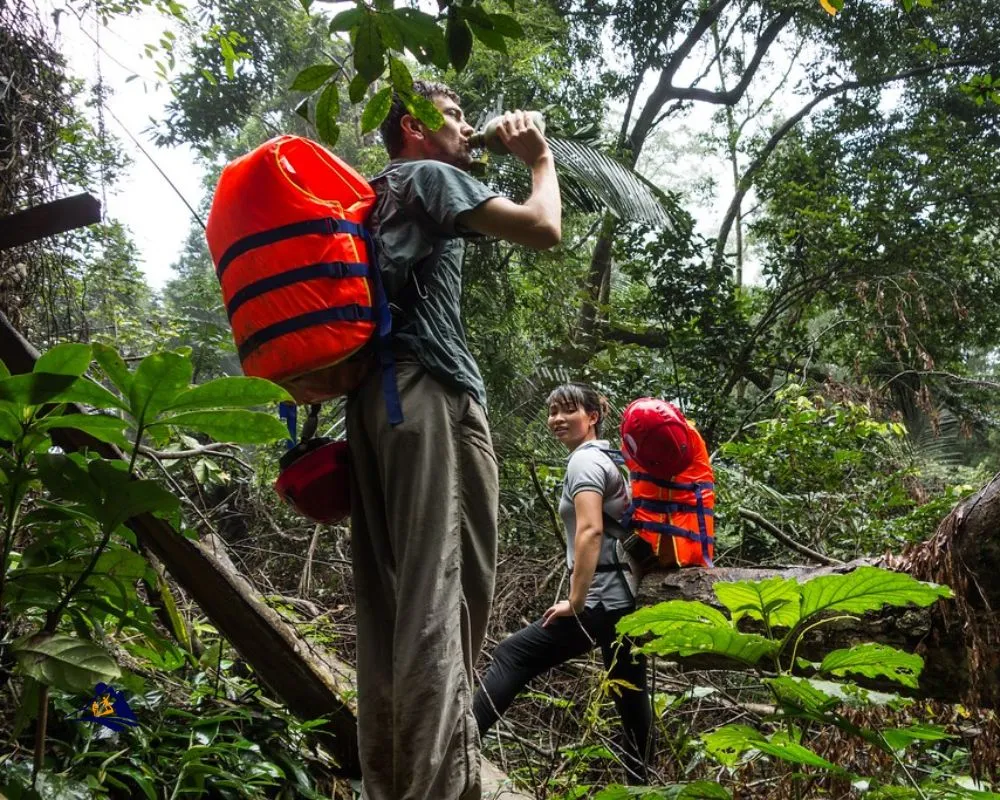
[346,360,499,800]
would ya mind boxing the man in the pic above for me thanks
[347,80,561,800]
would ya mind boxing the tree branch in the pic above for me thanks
[738,507,844,566]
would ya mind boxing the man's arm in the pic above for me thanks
[458,111,561,250]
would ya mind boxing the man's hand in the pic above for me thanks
[494,110,550,169]
[542,599,580,627]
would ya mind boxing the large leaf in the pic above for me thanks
[37,452,103,507]
[446,11,473,71]
[14,632,120,692]
[800,566,952,620]
[34,343,93,377]
[0,406,21,441]
[165,376,290,412]
[88,460,180,530]
[595,783,731,799]
[617,600,729,637]
[92,342,133,396]
[316,81,341,147]
[361,86,393,134]
[290,63,336,91]
[820,643,924,689]
[704,724,841,772]
[354,16,385,82]
[129,351,194,425]
[881,724,952,752]
[714,577,801,629]
[393,8,449,69]
[0,373,128,412]
[13,549,150,582]
[766,676,841,718]
[35,413,130,449]
[150,409,289,444]
[637,626,779,666]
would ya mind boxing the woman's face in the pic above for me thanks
[547,401,599,450]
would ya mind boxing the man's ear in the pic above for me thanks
[399,113,424,145]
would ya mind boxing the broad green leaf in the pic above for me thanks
[112,768,157,800]
[12,549,149,581]
[446,13,473,72]
[14,632,120,692]
[37,452,102,507]
[35,343,93,376]
[0,373,128,412]
[714,577,801,629]
[676,784,731,800]
[405,92,444,130]
[800,566,952,620]
[617,600,730,637]
[766,676,841,717]
[35,413,130,449]
[637,626,778,665]
[92,342,132,395]
[329,6,363,32]
[88,460,180,530]
[703,724,764,767]
[362,87,393,134]
[0,358,10,379]
[388,56,413,95]
[881,723,952,752]
[468,21,508,53]
[354,16,386,82]
[166,377,291,413]
[376,13,404,50]
[595,784,730,799]
[150,409,290,444]
[394,8,449,69]
[489,13,525,38]
[820,643,923,689]
[316,82,341,146]
[349,72,369,104]
[0,406,21,441]
[129,351,194,424]
[457,3,494,28]
[755,735,842,772]
[290,63,337,91]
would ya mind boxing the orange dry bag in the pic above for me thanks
[206,135,401,420]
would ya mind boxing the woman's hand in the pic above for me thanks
[542,599,580,627]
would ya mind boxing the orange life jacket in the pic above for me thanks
[614,422,715,569]
[205,135,395,412]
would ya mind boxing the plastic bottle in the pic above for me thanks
[468,110,546,155]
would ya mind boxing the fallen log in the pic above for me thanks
[635,474,1000,707]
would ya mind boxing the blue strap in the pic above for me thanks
[278,401,297,450]
[361,228,403,426]
[631,472,714,492]
[695,485,714,568]
[237,304,373,361]
[226,261,368,320]
[217,218,366,280]
[631,497,715,517]
[631,519,715,544]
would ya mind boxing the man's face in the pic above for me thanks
[412,94,474,170]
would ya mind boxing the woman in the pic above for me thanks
[473,383,653,784]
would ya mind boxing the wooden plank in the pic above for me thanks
[0,193,101,251]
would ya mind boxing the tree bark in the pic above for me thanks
[635,473,1000,708]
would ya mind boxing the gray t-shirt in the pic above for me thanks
[558,440,634,610]
[369,159,499,408]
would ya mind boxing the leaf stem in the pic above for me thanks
[783,614,860,674]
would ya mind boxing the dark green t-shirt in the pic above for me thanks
[369,159,498,408]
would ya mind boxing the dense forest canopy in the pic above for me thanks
[2,0,1000,795]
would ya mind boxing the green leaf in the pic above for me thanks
[881,724,952,752]
[129,351,194,425]
[489,13,525,38]
[0,358,10,379]
[35,413,130,449]
[617,600,730,636]
[88,460,180,530]
[756,731,843,773]
[329,6,363,32]
[349,72,369,104]
[446,13,473,72]
[92,343,132,395]
[0,406,21,441]
[800,567,952,621]
[376,13,404,50]
[766,676,841,717]
[294,96,310,122]
[468,21,508,53]
[290,63,337,91]
[361,86,393,134]
[820,643,923,689]
[0,373,128,412]
[594,784,731,799]
[315,82,341,146]
[354,16,386,82]
[14,632,120,692]
[638,626,779,665]
[404,92,445,130]
[37,453,103,506]
[35,343,93,377]
[394,8,449,68]
[703,724,765,768]
[388,56,413,95]
[150,409,290,444]
[714,577,801,629]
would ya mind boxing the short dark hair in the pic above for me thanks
[547,383,611,437]
[379,80,461,158]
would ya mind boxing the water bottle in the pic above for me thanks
[468,110,546,155]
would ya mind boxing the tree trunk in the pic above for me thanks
[635,473,1000,707]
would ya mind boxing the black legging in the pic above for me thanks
[473,604,653,784]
